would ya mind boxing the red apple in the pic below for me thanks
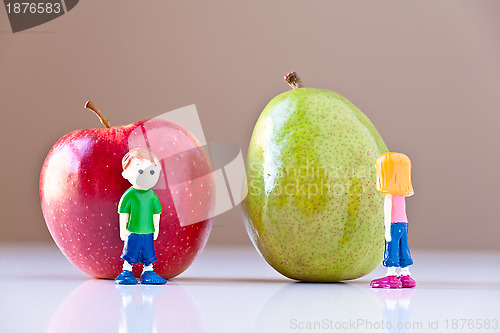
[40,101,215,279]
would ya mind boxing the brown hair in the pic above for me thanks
[122,147,160,170]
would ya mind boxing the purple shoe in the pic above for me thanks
[399,274,416,288]
[370,275,402,289]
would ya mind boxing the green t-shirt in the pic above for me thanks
[118,187,162,234]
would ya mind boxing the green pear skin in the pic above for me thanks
[243,84,388,282]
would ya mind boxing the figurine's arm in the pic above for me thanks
[153,214,160,240]
[384,194,392,242]
[119,213,130,241]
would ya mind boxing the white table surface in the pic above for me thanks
[0,244,499,333]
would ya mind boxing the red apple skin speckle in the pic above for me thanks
[40,119,214,279]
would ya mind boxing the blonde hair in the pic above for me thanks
[375,152,414,197]
[122,147,160,171]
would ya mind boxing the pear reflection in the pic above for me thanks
[47,280,203,333]
[252,283,382,332]
[370,289,416,333]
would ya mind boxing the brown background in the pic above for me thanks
[1,0,499,250]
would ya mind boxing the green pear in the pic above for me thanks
[242,73,388,282]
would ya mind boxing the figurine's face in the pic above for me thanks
[122,158,161,190]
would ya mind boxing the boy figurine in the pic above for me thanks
[115,147,167,285]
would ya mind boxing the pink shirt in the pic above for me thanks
[391,195,408,223]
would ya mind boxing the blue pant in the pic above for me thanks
[383,223,413,268]
[121,233,157,266]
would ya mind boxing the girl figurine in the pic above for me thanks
[370,152,416,289]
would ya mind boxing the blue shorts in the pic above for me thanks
[383,222,413,268]
[121,233,157,266]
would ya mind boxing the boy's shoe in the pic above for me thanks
[370,275,402,289]
[140,271,167,284]
[399,274,416,288]
[115,270,138,285]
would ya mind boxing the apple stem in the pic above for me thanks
[85,101,111,128]
[284,72,303,89]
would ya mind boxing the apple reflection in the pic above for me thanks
[46,280,203,333]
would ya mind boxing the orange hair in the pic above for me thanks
[122,147,160,171]
[375,152,414,197]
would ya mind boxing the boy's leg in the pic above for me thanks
[123,261,133,271]
[139,234,166,284]
[115,234,140,285]
[120,233,141,266]
[138,234,157,267]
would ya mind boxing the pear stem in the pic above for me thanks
[85,101,111,128]
[284,72,303,89]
